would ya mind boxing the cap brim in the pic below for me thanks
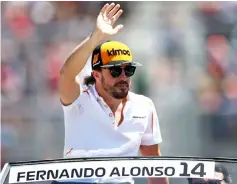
[101,61,142,68]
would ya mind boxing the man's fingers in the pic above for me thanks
[105,3,115,15]
[107,4,120,19]
[100,3,109,15]
[113,24,123,34]
[111,9,123,25]
[99,2,124,35]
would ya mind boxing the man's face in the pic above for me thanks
[191,172,225,184]
[95,65,136,99]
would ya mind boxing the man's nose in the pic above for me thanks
[120,69,127,79]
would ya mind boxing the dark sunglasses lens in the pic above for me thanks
[125,66,136,77]
[110,67,122,78]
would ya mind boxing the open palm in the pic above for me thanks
[96,3,124,36]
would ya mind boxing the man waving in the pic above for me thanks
[59,2,168,184]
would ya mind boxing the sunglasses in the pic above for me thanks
[105,65,136,78]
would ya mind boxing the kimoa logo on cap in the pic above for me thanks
[107,48,130,57]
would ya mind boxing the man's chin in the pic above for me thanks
[111,91,128,99]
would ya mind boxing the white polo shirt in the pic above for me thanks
[62,84,162,183]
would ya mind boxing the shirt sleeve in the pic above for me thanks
[61,82,88,111]
[141,99,162,145]
[61,56,92,110]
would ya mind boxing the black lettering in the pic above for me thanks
[165,167,175,176]
[122,167,129,176]
[71,168,83,178]
[179,162,190,176]
[109,167,120,177]
[59,169,69,179]
[191,163,206,177]
[142,167,153,176]
[17,172,25,182]
[95,167,106,177]
[108,50,113,56]
[36,170,46,180]
[84,168,94,177]
[115,49,123,55]
[131,167,140,176]
[107,49,130,56]
[154,167,163,176]
[26,171,35,181]
[47,170,58,180]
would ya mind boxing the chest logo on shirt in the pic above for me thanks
[132,116,146,119]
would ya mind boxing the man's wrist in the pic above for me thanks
[90,30,106,47]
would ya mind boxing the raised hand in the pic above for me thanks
[95,3,123,38]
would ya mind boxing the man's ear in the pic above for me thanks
[92,71,100,80]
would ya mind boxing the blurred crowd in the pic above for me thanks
[1,1,237,171]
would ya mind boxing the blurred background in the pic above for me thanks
[1,0,237,179]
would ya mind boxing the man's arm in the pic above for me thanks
[140,144,169,184]
[140,144,161,156]
[140,99,169,184]
[59,3,123,106]
[59,33,101,106]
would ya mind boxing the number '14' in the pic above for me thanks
[179,162,207,177]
